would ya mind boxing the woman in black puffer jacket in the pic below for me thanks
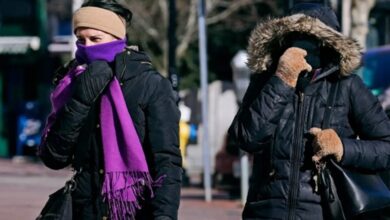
[38,1,182,220]
[229,3,390,220]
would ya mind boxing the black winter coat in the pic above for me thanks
[229,9,390,220]
[39,49,182,220]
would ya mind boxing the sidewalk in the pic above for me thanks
[0,159,242,220]
[179,187,242,220]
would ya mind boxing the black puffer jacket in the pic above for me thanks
[39,48,182,220]
[229,5,390,220]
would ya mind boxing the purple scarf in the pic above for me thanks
[41,65,86,136]
[42,40,164,220]
[75,39,127,64]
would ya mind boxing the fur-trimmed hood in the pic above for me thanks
[247,14,362,76]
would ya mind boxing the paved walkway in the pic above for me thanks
[179,187,242,220]
[0,159,242,220]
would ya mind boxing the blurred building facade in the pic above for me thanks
[0,0,71,157]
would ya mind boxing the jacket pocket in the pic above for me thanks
[243,199,273,218]
[247,199,271,207]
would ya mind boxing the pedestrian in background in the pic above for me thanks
[38,1,182,219]
[229,3,390,219]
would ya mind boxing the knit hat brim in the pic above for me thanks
[73,6,126,39]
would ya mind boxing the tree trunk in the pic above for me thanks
[351,0,376,50]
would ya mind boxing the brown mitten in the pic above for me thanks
[276,47,312,87]
[309,127,343,162]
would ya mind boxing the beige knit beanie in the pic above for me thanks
[73,6,126,39]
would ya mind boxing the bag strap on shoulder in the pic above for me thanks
[319,79,347,219]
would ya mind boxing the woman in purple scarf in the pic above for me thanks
[38,1,182,220]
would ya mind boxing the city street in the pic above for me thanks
[0,159,242,220]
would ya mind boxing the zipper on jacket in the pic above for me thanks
[287,92,305,220]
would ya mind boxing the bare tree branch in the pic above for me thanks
[132,16,160,40]
[177,0,198,59]
[351,0,376,50]
[206,0,252,25]
[118,0,278,75]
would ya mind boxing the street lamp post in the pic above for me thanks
[168,0,179,90]
[72,0,83,58]
[198,0,212,202]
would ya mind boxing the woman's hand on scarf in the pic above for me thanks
[276,47,312,87]
[73,61,113,106]
[309,127,344,162]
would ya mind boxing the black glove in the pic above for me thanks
[72,61,113,106]
[39,61,113,169]
[50,61,113,143]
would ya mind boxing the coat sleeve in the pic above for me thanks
[39,61,112,170]
[340,75,390,170]
[145,74,182,220]
[38,97,91,170]
[228,74,295,153]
